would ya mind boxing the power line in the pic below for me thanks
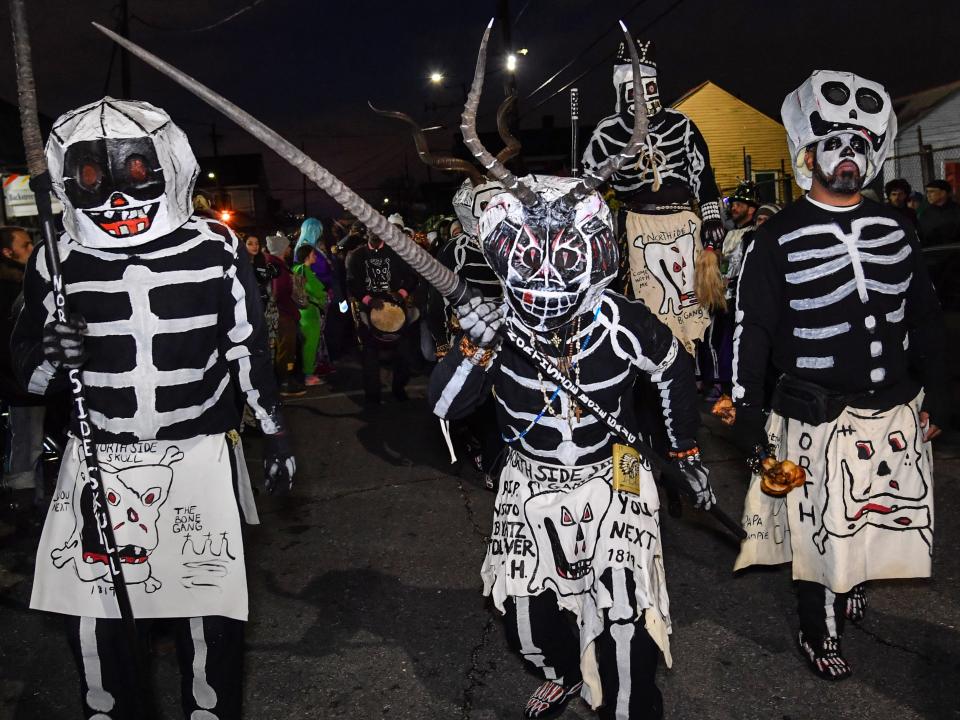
[523,0,686,117]
[524,0,650,100]
[131,0,267,33]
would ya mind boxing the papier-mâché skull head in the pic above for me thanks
[479,176,617,331]
[452,177,505,239]
[46,98,199,248]
[613,39,659,118]
[782,70,896,191]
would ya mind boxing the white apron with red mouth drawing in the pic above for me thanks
[31,434,257,621]
[482,450,673,701]
[624,210,709,355]
[735,393,934,593]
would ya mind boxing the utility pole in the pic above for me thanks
[119,0,131,98]
[210,122,224,207]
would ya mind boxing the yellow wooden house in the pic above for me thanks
[673,80,799,204]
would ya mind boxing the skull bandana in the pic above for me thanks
[782,70,897,191]
[46,97,199,249]
[478,176,618,332]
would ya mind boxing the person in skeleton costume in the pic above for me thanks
[731,71,946,681]
[582,39,726,356]
[430,30,713,720]
[370,101,513,483]
[13,98,295,718]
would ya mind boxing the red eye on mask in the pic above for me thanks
[79,162,102,190]
[126,155,150,183]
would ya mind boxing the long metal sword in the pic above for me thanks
[92,22,746,542]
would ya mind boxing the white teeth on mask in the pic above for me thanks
[108,229,119,236]
[136,222,145,232]
[104,210,116,220]
[119,225,130,236]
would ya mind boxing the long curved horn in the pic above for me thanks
[91,22,469,302]
[368,102,485,186]
[560,21,648,206]
[460,20,539,207]
[495,94,521,165]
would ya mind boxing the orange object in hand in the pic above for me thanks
[759,457,806,497]
[711,394,736,426]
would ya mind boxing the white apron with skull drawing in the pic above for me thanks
[31,434,256,621]
[734,394,934,593]
[624,210,709,354]
[482,451,673,681]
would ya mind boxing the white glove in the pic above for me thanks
[454,295,505,348]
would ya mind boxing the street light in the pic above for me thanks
[207,171,216,179]
[219,210,232,223]
[429,71,444,84]
[517,48,529,56]
[506,53,517,72]
[383,197,390,205]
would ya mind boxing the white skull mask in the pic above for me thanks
[46,97,199,248]
[452,178,505,239]
[613,39,659,118]
[478,176,618,332]
[782,70,896,190]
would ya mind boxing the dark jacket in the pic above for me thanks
[918,200,960,247]
[0,255,38,405]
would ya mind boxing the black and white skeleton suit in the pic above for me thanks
[426,179,508,474]
[13,98,294,719]
[430,175,709,720]
[732,72,947,680]
[582,40,724,356]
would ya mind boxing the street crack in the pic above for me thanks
[457,480,489,545]
[460,615,495,720]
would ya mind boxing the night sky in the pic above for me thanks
[1,0,956,217]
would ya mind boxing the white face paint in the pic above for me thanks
[815,132,868,178]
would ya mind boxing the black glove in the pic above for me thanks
[43,314,88,369]
[701,217,726,250]
[732,404,769,458]
[671,448,716,510]
[454,295,505,348]
[263,431,296,495]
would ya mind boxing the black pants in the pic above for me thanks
[65,615,244,719]
[501,570,663,720]
[359,325,413,401]
[797,581,848,641]
[463,392,505,475]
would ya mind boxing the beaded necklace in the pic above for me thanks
[501,303,603,444]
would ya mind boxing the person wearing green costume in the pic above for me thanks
[293,243,328,386]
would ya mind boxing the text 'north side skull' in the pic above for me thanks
[479,176,618,331]
[782,70,897,190]
[46,97,199,248]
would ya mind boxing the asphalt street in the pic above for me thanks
[0,359,958,720]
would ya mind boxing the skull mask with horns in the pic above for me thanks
[460,20,648,331]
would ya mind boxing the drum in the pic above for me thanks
[357,294,419,344]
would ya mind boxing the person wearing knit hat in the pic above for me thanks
[754,203,780,227]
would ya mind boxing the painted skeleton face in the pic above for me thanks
[525,476,612,593]
[614,61,660,118]
[814,408,931,557]
[101,463,174,555]
[479,176,617,331]
[452,178,505,239]
[47,97,199,248]
[812,132,869,194]
[782,70,896,191]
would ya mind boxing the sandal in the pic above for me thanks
[797,631,852,681]
[523,680,583,719]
